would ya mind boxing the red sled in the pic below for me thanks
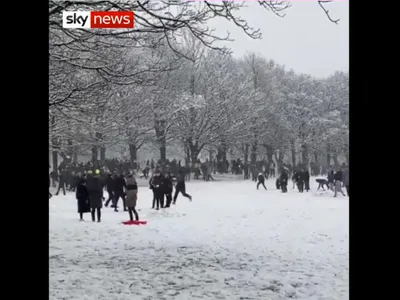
[122,220,147,225]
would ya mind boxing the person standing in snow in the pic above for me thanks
[149,174,157,209]
[76,178,90,221]
[333,168,346,197]
[297,170,305,192]
[280,168,289,193]
[303,169,310,192]
[150,170,164,210]
[256,172,267,190]
[162,171,174,208]
[86,170,103,222]
[125,172,139,221]
[173,169,192,205]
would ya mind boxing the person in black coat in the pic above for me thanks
[303,169,310,192]
[150,171,164,210]
[86,170,103,222]
[173,170,192,205]
[76,179,90,221]
[105,173,115,207]
[275,178,281,190]
[149,175,156,209]
[280,169,289,193]
[297,170,305,193]
[256,172,267,190]
[162,172,174,208]
[113,174,127,212]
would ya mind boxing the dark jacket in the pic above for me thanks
[106,175,115,191]
[86,175,103,209]
[280,171,288,183]
[76,181,90,213]
[257,173,265,182]
[150,175,162,191]
[176,172,185,187]
[114,175,126,193]
[328,171,335,183]
[334,170,343,181]
[162,175,173,193]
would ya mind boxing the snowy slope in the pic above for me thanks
[50,178,349,300]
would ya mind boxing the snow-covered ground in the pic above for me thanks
[50,178,349,300]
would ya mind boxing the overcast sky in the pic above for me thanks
[208,1,349,78]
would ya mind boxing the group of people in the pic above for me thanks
[74,169,139,223]
[49,166,193,222]
[256,168,291,193]
[255,165,350,197]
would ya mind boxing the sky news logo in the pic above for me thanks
[62,11,134,29]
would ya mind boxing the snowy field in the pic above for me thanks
[50,178,349,300]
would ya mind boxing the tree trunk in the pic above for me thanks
[250,140,258,166]
[301,144,309,169]
[217,142,228,173]
[333,154,340,168]
[244,143,249,165]
[326,144,331,166]
[274,150,285,171]
[100,147,106,164]
[189,142,200,166]
[345,152,349,166]
[264,144,274,165]
[291,140,296,168]
[67,139,73,158]
[314,152,318,164]
[50,116,58,172]
[73,146,78,163]
[155,120,166,162]
[129,144,137,163]
[52,151,58,173]
[91,146,98,166]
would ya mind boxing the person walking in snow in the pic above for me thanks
[104,172,115,207]
[333,168,346,197]
[125,172,139,221]
[173,169,192,205]
[86,170,103,222]
[113,173,127,212]
[256,172,267,190]
[76,178,90,221]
